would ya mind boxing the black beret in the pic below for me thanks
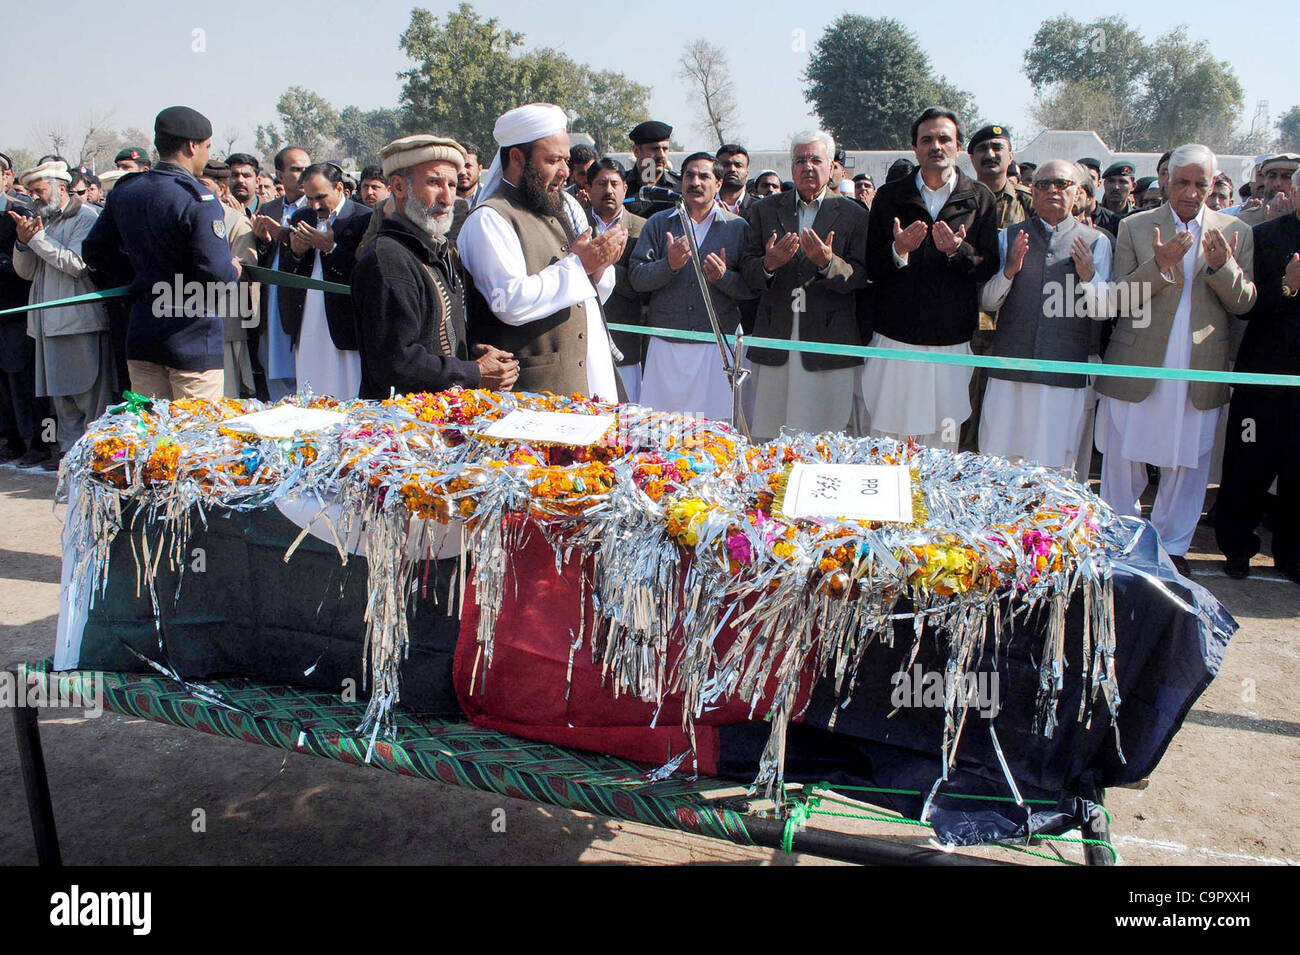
[967,124,1012,154]
[1134,176,1157,193]
[155,105,213,142]
[115,147,147,163]
[202,160,230,181]
[1077,157,1101,172]
[834,144,846,164]
[886,158,916,183]
[629,121,672,144]
[852,172,872,183]
[1102,161,1135,179]
[1007,162,1021,178]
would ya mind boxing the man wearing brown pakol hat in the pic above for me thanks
[350,135,518,399]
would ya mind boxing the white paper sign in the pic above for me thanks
[481,409,615,446]
[780,463,914,523]
[222,406,348,440]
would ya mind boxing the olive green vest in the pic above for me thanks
[465,182,593,397]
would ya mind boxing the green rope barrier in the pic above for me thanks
[607,323,1300,388]
[6,270,1291,387]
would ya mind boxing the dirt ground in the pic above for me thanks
[1,461,1296,866]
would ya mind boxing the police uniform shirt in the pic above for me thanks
[82,160,239,372]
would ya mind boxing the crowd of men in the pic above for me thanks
[2,102,1298,583]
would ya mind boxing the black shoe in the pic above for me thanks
[1170,555,1191,576]
[0,445,21,463]
[1224,558,1250,580]
[16,448,48,468]
[39,452,61,472]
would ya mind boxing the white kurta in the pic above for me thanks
[1096,208,1217,470]
[977,221,1112,472]
[260,197,301,399]
[457,188,618,401]
[1096,207,1217,555]
[294,202,361,400]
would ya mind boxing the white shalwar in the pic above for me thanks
[860,334,972,450]
[457,188,619,402]
[641,339,750,422]
[751,311,855,439]
[1096,207,1216,555]
[295,205,361,400]
[976,222,1111,473]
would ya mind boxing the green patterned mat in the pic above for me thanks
[24,660,760,847]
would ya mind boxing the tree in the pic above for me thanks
[335,106,405,166]
[1277,106,1300,152]
[1022,17,1247,153]
[802,15,978,149]
[255,86,340,161]
[678,40,739,147]
[1023,16,1150,102]
[1138,28,1243,153]
[398,5,651,155]
[1030,79,1145,152]
[3,148,35,175]
[221,126,242,157]
[571,70,651,156]
[398,4,530,149]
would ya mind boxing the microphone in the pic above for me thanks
[637,185,682,202]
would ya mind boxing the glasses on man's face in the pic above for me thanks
[1033,178,1073,192]
[72,189,87,196]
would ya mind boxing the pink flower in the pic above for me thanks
[726,531,754,565]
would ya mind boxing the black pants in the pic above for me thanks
[1215,384,1300,566]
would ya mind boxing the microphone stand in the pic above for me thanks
[673,198,751,439]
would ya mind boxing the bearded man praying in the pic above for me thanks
[458,103,628,401]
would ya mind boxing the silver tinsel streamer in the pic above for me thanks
[59,392,1208,804]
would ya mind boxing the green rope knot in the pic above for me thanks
[781,801,811,854]
[108,391,153,417]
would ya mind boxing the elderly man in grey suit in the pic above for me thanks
[10,160,116,459]
[1096,143,1257,573]
[739,130,870,438]
[630,152,754,420]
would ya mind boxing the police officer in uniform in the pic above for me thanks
[624,121,682,217]
[84,106,239,401]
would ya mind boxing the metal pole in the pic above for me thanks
[675,201,751,439]
[9,665,62,866]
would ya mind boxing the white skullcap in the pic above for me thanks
[837,179,855,196]
[475,103,569,208]
[20,160,71,187]
[380,134,467,178]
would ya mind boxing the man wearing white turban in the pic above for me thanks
[458,103,628,400]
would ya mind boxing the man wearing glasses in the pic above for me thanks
[977,160,1111,474]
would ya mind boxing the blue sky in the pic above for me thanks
[2,1,1293,156]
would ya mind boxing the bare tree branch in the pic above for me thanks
[677,39,739,148]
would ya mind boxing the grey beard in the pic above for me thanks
[35,198,62,218]
[403,196,452,238]
[520,159,565,217]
